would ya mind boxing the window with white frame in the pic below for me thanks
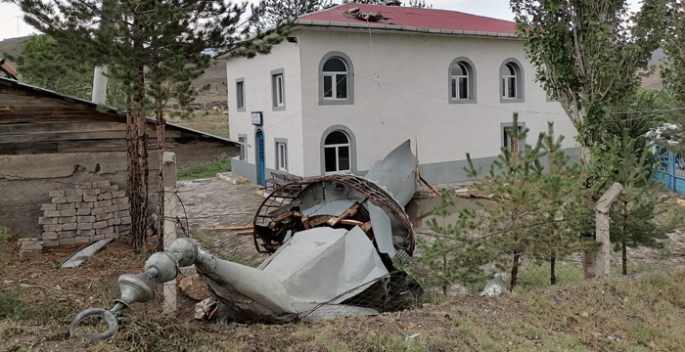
[271,69,285,110]
[275,139,287,171]
[500,60,524,102]
[323,58,348,100]
[236,79,245,111]
[238,135,247,161]
[323,131,350,173]
[449,58,478,103]
[502,125,524,153]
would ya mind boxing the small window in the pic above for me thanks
[448,58,476,104]
[271,69,285,110]
[324,131,351,173]
[238,135,247,161]
[236,79,245,111]
[500,60,524,103]
[502,125,523,153]
[275,141,287,171]
[323,58,348,100]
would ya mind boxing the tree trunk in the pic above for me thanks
[510,252,521,291]
[155,102,165,252]
[127,110,149,254]
[622,240,628,276]
[550,253,557,285]
[622,201,628,276]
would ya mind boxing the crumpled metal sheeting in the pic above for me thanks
[301,199,358,217]
[363,140,418,207]
[367,202,396,257]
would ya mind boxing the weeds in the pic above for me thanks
[178,159,231,180]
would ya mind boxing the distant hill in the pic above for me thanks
[0,35,228,106]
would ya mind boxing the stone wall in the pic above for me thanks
[39,180,131,247]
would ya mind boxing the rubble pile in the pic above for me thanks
[40,180,131,247]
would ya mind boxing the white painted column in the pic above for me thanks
[162,152,178,313]
[92,66,108,104]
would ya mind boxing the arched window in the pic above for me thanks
[448,58,476,103]
[319,52,354,105]
[500,59,524,102]
[324,130,351,173]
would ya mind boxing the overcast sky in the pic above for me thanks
[0,0,643,41]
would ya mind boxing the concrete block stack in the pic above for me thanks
[17,238,43,257]
[40,181,131,247]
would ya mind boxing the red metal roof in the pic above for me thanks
[298,4,516,34]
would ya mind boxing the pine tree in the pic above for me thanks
[14,0,287,253]
[260,0,336,28]
[465,113,544,291]
[412,191,488,295]
[530,123,593,285]
[592,129,673,275]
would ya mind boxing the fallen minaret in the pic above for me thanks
[70,140,421,341]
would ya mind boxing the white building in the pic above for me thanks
[222,4,578,186]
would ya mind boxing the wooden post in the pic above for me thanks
[584,182,622,279]
[162,152,178,314]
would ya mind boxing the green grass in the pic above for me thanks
[177,159,231,180]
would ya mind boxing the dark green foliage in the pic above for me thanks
[592,129,674,275]
[464,114,589,290]
[412,191,488,295]
[5,35,91,99]
[259,0,336,28]
[510,0,669,146]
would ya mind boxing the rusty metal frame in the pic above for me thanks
[252,174,415,255]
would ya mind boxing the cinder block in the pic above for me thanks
[21,242,43,250]
[96,213,114,222]
[74,236,90,244]
[59,238,75,246]
[97,193,113,201]
[106,205,119,213]
[40,203,57,211]
[93,221,108,229]
[117,210,130,218]
[39,217,59,225]
[75,208,91,216]
[78,215,96,223]
[58,231,76,239]
[75,182,92,189]
[43,240,59,247]
[63,189,79,197]
[92,181,111,188]
[59,216,77,224]
[112,191,126,198]
[77,223,93,231]
[62,223,78,231]
[77,230,95,237]
[107,218,122,226]
[118,203,131,211]
[44,224,62,232]
[44,210,61,218]
[61,209,76,217]
[52,197,67,204]
[95,199,112,208]
[91,207,109,216]
[92,234,106,241]
[49,190,65,198]
[43,232,58,240]
[57,203,75,210]
[83,195,98,202]
[105,233,120,239]
[97,226,115,235]
[117,224,132,233]
[67,195,82,203]
[76,202,93,209]
[121,217,131,225]
[113,197,129,205]
[105,185,120,191]
[83,189,101,196]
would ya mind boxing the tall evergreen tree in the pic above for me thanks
[12,0,287,253]
[260,0,335,28]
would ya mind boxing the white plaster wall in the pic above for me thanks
[226,41,304,176]
[297,29,579,176]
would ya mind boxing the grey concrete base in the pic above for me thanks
[232,147,581,186]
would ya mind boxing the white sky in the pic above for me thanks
[0,0,643,41]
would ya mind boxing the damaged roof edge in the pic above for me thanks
[294,19,521,39]
[0,77,238,145]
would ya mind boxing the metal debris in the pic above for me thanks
[479,273,507,297]
[69,141,422,341]
[59,239,114,269]
[344,8,386,22]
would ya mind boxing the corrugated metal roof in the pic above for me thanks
[301,199,357,217]
[364,140,418,207]
[367,202,395,257]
